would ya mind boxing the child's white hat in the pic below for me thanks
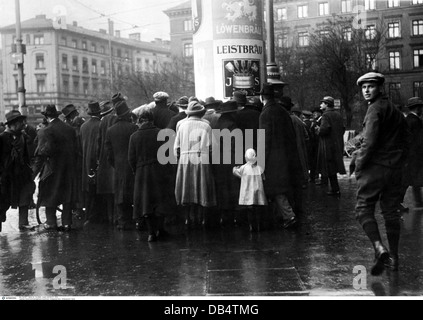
[245,148,257,163]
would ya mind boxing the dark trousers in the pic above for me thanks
[328,175,340,192]
[117,203,133,226]
[46,204,72,226]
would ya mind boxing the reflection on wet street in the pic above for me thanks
[1,177,423,297]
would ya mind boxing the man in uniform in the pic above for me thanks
[352,72,410,275]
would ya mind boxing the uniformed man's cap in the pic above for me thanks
[357,72,385,86]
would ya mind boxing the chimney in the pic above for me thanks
[73,21,78,27]
[108,19,114,37]
[115,30,121,38]
[99,29,107,34]
[129,33,141,41]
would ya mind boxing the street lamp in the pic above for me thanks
[265,0,287,98]
[14,0,26,114]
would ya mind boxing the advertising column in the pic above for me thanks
[192,0,265,100]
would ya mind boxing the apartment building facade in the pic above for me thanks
[0,14,171,124]
[165,0,423,104]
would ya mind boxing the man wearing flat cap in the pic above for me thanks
[152,91,176,129]
[351,72,411,276]
[167,96,189,132]
[33,105,77,232]
[402,97,423,209]
[0,111,35,232]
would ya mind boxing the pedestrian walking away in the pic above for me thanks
[351,72,411,276]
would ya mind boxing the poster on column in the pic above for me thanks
[212,0,264,98]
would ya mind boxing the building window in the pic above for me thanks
[298,32,309,47]
[365,25,376,40]
[389,83,401,104]
[63,79,69,95]
[117,49,122,57]
[414,81,423,97]
[365,0,376,10]
[319,30,330,37]
[72,39,77,48]
[136,58,142,70]
[82,41,87,50]
[91,43,96,52]
[319,2,329,16]
[100,46,105,54]
[26,34,31,45]
[389,51,401,70]
[93,81,98,92]
[341,0,352,12]
[92,60,97,74]
[388,0,400,7]
[277,33,288,47]
[82,58,89,73]
[37,79,46,93]
[83,82,89,95]
[34,35,44,45]
[62,54,68,70]
[388,21,400,38]
[184,19,193,31]
[412,0,423,4]
[413,20,423,36]
[184,43,193,57]
[366,53,377,70]
[60,37,67,46]
[298,5,308,18]
[343,27,352,41]
[35,54,45,69]
[145,59,150,70]
[72,56,78,71]
[73,80,79,93]
[414,49,423,67]
[277,8,287,21]
[101,61,106,75]
[124,51,129,59]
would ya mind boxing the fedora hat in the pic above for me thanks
[100,101,114,117]
[62,104,78,118]
[232,90,248,105]
[111,92,125,106]
[115,100,131,118]
[5,110,27,125]
[280,96,294,108]
[204,97,222,109]
[407,97,423,109]
[357,72,385,86]
[176,96,189,109]
[320,96,335,108]
[302,110,313,117]
[217,100,239,114]
[87,101,101,115]
[185,101,206,116]
[42,105,62,118]
[259,83,274,96]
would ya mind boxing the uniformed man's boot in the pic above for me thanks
[385,220,401,272]
[371,241,390,276]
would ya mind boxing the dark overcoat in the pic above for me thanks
[129,122,174,219]
[404,113,423,186]
[80,117,101,193]
[33,118,77,207]
[214,113,241,210]
[106,119,138,205]
[259,100,302,198]
[152,103,177,129]
[167,112,187,132]
[0,130,34,209]
[316,109,346,176]
[97,113,117,194]
[291,114,309,184]
[235,106,260,152]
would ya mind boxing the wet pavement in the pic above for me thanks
[1,172,423,297]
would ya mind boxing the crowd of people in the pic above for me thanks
[1,71,422,276]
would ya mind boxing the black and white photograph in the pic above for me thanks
[1,0,423,304]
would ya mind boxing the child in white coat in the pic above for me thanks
[233,149,268,232]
